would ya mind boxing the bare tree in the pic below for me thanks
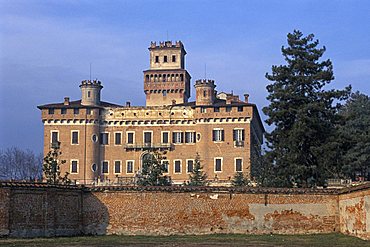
[0,147,43,181]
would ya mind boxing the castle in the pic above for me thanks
[38,41,264,185]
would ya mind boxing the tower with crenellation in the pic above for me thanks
[143,41,191,106]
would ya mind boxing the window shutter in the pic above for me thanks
[221,130,225,141]
[181,132,184,143]
[233,130,237,141]
[172,132,176,143]
[193,132,196,143]
[242,129,245,141]
[212,130,216,141]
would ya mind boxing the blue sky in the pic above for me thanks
[1,0,370,154]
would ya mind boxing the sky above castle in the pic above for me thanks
[1,0,370,153]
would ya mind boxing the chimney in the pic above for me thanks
[126,101,131,107]
[226,95,232,104]
[244,94,250,103]
[64,97,70,105]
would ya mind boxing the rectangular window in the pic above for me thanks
[237,106,243,112]
[233,129,245,147]
[61,108,67,114]
[115,132,122,145]
[114,161,121,174]
[48,108,54,114]
[161,160,169,173]
[100,133,109,145]
[214,107,220,112]
[200,107,206,113]
[215,158,222,172]
[163,55,168,63]
[172,132,183,144]
[127,132,134,144]
[212,129,225,142]
[51,131,59,144]
[126,161,134,174]
[174,160,181,173]
[162,131,169,144]
[185,131,196,144]
[71,160,78,174]
[187,160,194,173]
[235,158,242,172]
[71,131,79,144]
[155,56,159,63]
[172,55,176,62]
[102,161,109,174]
[144,131,152,144]
[226,106,232,112]
[86,108,92,115]
[73,108,79,114]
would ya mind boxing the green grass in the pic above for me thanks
[0,233,369,247]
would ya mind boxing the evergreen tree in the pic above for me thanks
[188,153,207,186]
[43,143,71,184]
[137,151,171,186]
[263,30,351,188]
[232,172,247,186]
[339,92,370,180]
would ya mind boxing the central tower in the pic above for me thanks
[143,41,191,106]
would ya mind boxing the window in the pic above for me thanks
[71,131,79,144]
[172,55,176,62]
[162,91,167,96]
[212,129,224,142]
[102,161,109,174]
[163,55,168,63]
[215,158,222,172]
[235,158,242,172]
[174,160,181,173]
[185,131,196,144]
[127,132,135,144]
[237,106,243,112]
[143,131,152,144]
[51,131,59,144]
[214,107,220,112]
[233,129,245,147]
[203,90,207,97]
[61,108,67,114]
[187,160,194,173]
[91,163,97,172]
[73,108,79,114]
[114,161,121,174]
[71,160,78,174]
[88,91,91,98]
[161,160,169,173]
[86,108,92,115]
[155,56,159,63]
[162,131,169,144]
[126,161,134,174]
[226,106,232,112]
[48,108,54,114]
[92,134,98,143]
[115,132,122,145]
[100,133,109,145]
[172,132,183,144]
[200,107,206,113]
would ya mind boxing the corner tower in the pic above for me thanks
[195,79,216,106]
[144,41,191,106]
[80,79,103,106]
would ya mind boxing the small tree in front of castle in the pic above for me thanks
[137,151,171,186]
[43,142,71,185]
[232,172,250,187]
[188,153,207,186]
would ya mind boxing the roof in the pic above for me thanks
[37,100,122,109]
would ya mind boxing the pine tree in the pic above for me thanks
[43,143,71,185]
[232,172,247,186]
[263,30,351,188]
[137,151,171,186]
[188,153,207,186]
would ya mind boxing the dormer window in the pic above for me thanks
[164,56,168,63]
[172,55,176,62]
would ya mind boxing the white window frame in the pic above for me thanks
[50,130,59,144]
[126,160,135,174]
[101,160,109,174]
[161,159,169,174]
[235,157,243,172]
[173,159,182,174]
[126,131,135,144]
[100,132,109,145]
[214,157,223,173]
[71,130,79,145]
[185,131,196,144]
[113,160,122,174]
[143,130,153,144]
[186,159,195,174]
[213,128,224,142]
[173,131,183,144]
[161,131,170,144]
[114,131,123,146]
[70,159,79,174]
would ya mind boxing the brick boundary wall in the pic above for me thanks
[0,182,369,239]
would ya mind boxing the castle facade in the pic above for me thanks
[38,41,264,185]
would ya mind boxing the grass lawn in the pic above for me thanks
[0,233,369,247]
